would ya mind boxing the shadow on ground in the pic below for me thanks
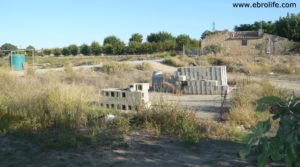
[0,132,255,167]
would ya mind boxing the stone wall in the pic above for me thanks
[201,31,291,55]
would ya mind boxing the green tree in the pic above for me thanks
[234,13,300,42]
[68,44,78,56]
[176,34,191,50]
[141,42,156,54]
[147,32,174,43]
[234,21,276,34]
[61,47,70,56]
[129,33,143,43]
[26,45,35,56]
[103,36,125,55]
[52,48,61,57]
[43,49,51,56]
[80,44,91,56]
[128,41,142,54]
[103,36,120,46]
[90,41,102,55]
[157,39,176,51]
[190,39,200,48]
[276,13,300,42]
[201,30,216,40]
[1,43,18,52]
[103,44,113,55]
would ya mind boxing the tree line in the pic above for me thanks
[0,32,200,57]
[234,12,300,42]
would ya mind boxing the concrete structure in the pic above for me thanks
[201,30,292,55]
[100,83,150,111]
[152,71,164,91]
[174,66,229,95]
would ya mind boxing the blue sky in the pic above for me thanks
[0,0,299,49]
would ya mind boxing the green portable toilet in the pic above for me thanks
[10,54,26,71]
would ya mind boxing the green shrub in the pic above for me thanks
[202,44,222,55]
[241,95,300,167]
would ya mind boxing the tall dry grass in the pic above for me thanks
[130,102,202,143]
[198,55,300,75]
[163,56,195,67]
[0,69,129,148]
[229,80,286,128]
[0,69,96,132]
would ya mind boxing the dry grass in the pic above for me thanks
[228,80,286,128]
[0,68,133,148]
[163,55,195,67]
[135,62,153,71]
[0,69,96,131]
[136,103,202,143]
[198,55,300,75]
[102,62,133,74]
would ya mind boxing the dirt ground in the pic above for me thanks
[0,132,255,167]
[150,93,225,120]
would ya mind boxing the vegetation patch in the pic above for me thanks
[163,56,195,67]
[102,62,133,74]
[135,63,153,71]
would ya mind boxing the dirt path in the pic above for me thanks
[248,74,300,95]
[150,93,225,120]
[121,59,177,73]
[34,64,103,74]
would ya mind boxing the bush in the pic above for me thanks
[229,80,286,128]
[80,44,91,56]
[163,56,195,67]
[133,103,202,143]
[202,44,222,55]
[52,48,61,57]
[241,95,300,167]
[135,63,153,71]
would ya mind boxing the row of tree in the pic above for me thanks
[234,13,300,42]
[0,32,200,57]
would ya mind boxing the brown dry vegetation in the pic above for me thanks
[163,55,195,67]
[228,80,287,128]
[196,55,300,75]
[0,54,297,166]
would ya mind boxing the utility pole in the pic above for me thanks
[212,21,216,32]
[182,45,185,56]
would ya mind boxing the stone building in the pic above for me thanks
[201,30,291,55]
[100,83,150,111]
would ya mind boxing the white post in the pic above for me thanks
[10,51,13,71]
[32,49,35,68]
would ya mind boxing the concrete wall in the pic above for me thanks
[100,83,150,111]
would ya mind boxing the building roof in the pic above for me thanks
[227,31,263,40]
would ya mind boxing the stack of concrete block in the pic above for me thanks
[175,66,229,95]
[176,66,227,85]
